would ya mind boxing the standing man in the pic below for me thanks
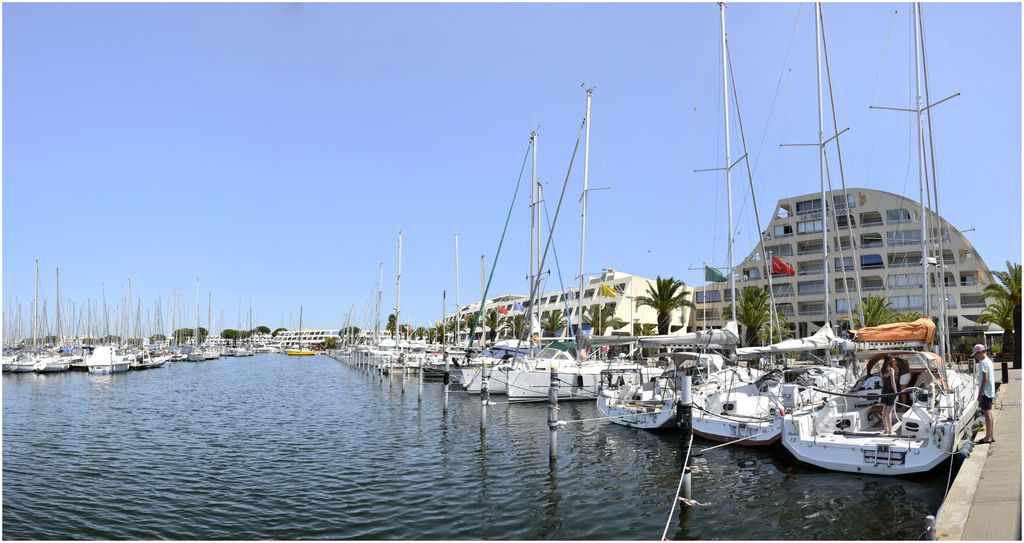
[973,344,997,444]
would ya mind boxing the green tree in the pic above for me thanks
[721,286,772,347]
[506,313,528,338]
[978,297,1016,354]
[983,261,1021,360]
[323,337,338,349]
[172,328,193,343]
[757,310,795,344]
[150,334,167,343]
[221,329,238,340]
[634,276,694,336]
[633,322,657,336]
[840,294,897,329]
[541,310,566,337]
[894,310,922,322]
[584,304,626,336]
[386,314,397,338]
[414,327,427,340]
[483,309,503,342]
[255,325,271,335]
[272,327,288,337]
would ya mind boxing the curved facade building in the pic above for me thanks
[694,188,994,340]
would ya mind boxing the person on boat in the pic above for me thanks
[879,355,898,436]
[973,344,996,444]
[895,357,912,408]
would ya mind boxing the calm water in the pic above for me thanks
[3,354,952,540]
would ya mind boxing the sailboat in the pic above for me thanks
[186,279,205,361]
[287,306,315,356]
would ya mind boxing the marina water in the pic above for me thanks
[4,354,951,539]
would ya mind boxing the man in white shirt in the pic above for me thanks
[973,344,996,444]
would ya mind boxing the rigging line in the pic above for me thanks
[514,117,587,350]
[732,2,803,248]
[465,140,532,351]
[725,41,780,341]
[661,433,694,542]
[542,194,575,338]
[820,4,864,316]
[822,149,855,326]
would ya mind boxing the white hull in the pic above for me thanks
[87,363,131,375]
[782,357,978,475]
[35,358,71,373]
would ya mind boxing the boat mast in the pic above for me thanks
[530,130,538,346]
[917,3,950,358]
[396,231,403,341]
[33,257,39,348]
[374,263,382,344]
[455,234,461,346]
[194,279,200,347]
[55,267,62,346]
[816,2,830,327]
[578,87,594,331]
[913,2,929,325]
[720,4,736,324]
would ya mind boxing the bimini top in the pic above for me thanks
[853,318,936,344]
[735,324,849,360]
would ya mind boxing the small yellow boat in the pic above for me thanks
[286,348,315,356]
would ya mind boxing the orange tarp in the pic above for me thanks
[854,318,936,344]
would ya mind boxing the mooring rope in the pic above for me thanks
[661,433,694,541]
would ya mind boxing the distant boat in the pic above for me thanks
[286,306,316,356]
[86,346,130,375]
[34,355,70,373]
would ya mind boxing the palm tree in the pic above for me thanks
[414,326,427,340]
[634,276,694,336]
[841,294,897,329]
[584,304,626,336]
[541,310,566,337]
[978,297,1015,354]
[483,309,502,343]
[894,310,922,322]
[721,286,771,346]
[506,313,528,338]
[633,322,657,336]
[757,310,794,344]
[386,314,397,338]
[983,261,1021,360]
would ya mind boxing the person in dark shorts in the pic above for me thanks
[880,355,898,436]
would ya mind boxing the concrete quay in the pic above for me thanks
[936,368,1021,540]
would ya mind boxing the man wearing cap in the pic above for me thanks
[973,344,996,444]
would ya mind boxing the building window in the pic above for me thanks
[835,215,856,228]
[833,256,854,271]
[796,199,823,214]
[774,224,794,237]
[859,211,884,227]
[798,260,824,275]
[742,267,761,281]
[772,283,795,297]
[798,240,823,255]
[584,289,594,298]
[832,193,857,211]
[887,273,923,289]
[765,244,793,257]
[696,290,721,303]
[886,209,912,224]
[836,298,859,313]
[797,219,823,235]
[861,254,884,269]
[861,233,884,248]
[890,295,924,310]
[798,280,825,295]
[887,230,922,246]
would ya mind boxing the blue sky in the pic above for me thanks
[3,2,1020,335]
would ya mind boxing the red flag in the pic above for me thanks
[771,255,796,277]
[497,306,508,315]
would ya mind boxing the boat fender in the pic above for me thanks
[576,375,584,388]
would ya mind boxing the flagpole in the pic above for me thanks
[766,251,778,343]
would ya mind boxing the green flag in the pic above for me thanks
[704,265,727,283]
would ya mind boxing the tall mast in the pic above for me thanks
[913,1,929,322]
[816,2,830,327]
[207,291,212,344]
[530,131,538,343]
[578,87,594,330]
[375,263,383,343]
[918,3,949,357]
[396,231,403,341]
[455,234,461,346]
[195,279,200,346]
[33,257,39,347]
[721,4,736,323]
[55,267,62,345]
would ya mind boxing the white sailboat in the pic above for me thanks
[86,345,131,375]
[186,279,205,361]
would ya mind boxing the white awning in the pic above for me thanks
[734,324,848,359]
